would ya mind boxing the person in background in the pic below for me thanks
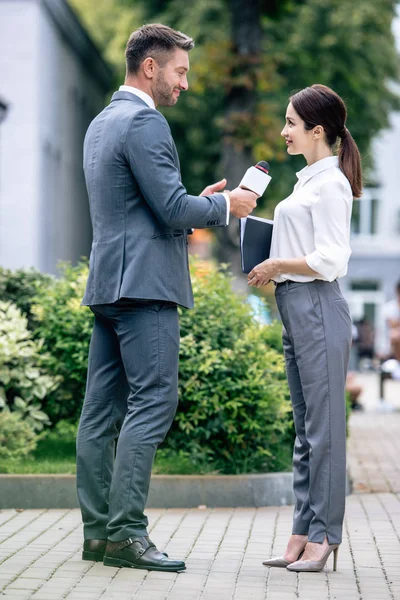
[248,84,361,573]
[345,372,363,410]
[354,316,375,371]
[381,279,400,379]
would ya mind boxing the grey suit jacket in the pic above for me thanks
[82,91,227,309]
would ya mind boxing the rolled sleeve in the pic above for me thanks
[305,180,352,281]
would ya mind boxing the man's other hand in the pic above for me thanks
[228,187,258,218]
[200,179,227,196]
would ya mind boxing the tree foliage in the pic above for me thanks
[68,0,400,242]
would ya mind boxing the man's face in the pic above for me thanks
[153,48,189,107]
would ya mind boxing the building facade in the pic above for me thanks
[0,0,113,274]
[341,9,400,355]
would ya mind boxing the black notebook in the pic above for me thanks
[240,216,274,274]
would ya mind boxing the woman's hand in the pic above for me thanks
[247,259,280,288]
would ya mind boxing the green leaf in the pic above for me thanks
[14,397,27,410]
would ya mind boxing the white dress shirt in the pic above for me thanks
[118,85,229,224]
[119,85,156,109]
[269,156,353,283]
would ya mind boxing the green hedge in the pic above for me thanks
[171,262,293,473]
[0,301,60,431]
[0,267,52,330]
[1,259,294,474]
[30,263,94,423]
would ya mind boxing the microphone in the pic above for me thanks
[239,161,271,196]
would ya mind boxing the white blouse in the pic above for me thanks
[269,156,353,283]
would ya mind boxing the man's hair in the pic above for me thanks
[125,24,194,75]
[396,279,400,293]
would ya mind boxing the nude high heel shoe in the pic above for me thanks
[262,550,304,569]
[286,544,339,572]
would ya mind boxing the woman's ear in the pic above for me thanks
[313,126,324,139]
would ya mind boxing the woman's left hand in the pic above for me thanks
[247,259,280,288]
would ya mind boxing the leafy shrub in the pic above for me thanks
[163,260,293,473]
[0,267,52,330]
[0,302,59,431]
[31,262,93,423]
[0,410,38,461]
[28,259,293,473]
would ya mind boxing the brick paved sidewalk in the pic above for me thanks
[0,373,399,600]
[348,373,400,494]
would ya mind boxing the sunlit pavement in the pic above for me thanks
[0,373,399,600]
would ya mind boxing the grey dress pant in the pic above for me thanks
[275,280,352,545]
[76,299,179,542]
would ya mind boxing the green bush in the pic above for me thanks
[27,259,293,473]
[31,262,93,423]
[0,267,52,330]
[0,410,38,461]
[163,260,293,473]
[0,301,60,431]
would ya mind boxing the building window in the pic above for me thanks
[350,280,380,292]
[351,188,380,235]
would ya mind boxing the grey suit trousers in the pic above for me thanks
[275,280,352,545]
[76,299,179,542]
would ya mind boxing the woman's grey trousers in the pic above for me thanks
[275,279,352,544]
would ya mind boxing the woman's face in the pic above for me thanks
[281,102,315,156]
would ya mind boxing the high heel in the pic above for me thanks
[262,550,304,569]
[286,544,339,572]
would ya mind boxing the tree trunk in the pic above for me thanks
[216,0,262,288]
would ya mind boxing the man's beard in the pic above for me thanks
[154,72,178,107]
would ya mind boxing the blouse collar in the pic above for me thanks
[296,156,339,184]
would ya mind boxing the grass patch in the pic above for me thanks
[0,428,76,474]
[0,428,293,475]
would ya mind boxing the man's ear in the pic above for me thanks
[142,57,156,80]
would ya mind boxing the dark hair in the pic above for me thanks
[396,280,400,293]
[125,24,194,75]
[290,84,362,198]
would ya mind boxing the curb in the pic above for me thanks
[0,473,295,509]
[0,472,351,509]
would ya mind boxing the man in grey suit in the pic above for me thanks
[77,24,257,573]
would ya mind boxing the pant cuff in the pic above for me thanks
[83,526,108,540]
[107,528,149,542]
[308,531,342,545]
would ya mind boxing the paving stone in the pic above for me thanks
[0,373,399,600]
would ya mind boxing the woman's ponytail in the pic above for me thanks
[338,128,362,198]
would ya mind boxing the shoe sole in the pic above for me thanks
[82,551,105,562]
[103,556,186,572]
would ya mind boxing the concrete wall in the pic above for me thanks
[0,0,42,269]
[37,3,104,273]
[0,0,109,274]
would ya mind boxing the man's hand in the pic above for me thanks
[200,179,227,196]
[247,259,280,288]
[228,187,258,218]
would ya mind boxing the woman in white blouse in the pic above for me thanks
[248,84,362,573]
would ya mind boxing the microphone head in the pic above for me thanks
[255,161,270,174]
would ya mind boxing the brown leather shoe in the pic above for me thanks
[103,536,185,572]
[82,538,107,562]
